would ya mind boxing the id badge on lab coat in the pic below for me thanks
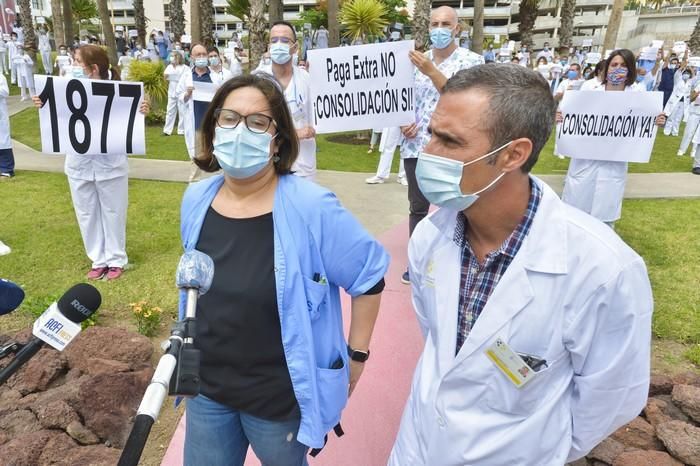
[485,338,538,388]
[291,100,305,124]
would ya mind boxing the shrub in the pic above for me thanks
[126,60,169,107]
[130,300,164,337]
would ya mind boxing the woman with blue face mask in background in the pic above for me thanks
[180,74,389,466]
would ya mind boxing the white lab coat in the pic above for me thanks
[561,82,640,223]
[176,67,215,159]
[38,34,51,74]
[163,63,187,135]
[209,66,233,87]
[7,40,17,84]
[285,67,316,180]
[0,39,7,75]
[390,179,652,466]
[0,73,11,150]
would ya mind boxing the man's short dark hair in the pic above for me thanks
[271,21,297,42]
[442,64,556,173]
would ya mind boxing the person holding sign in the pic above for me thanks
[32,45,150,280]
[54,45,73,77]
[181,73,388,466]
[389,63,654,466]
[163,51,187,136]
[0,71,15,178]
[560,49,667,227]
[400,6,484,284]
[663,64,694,137]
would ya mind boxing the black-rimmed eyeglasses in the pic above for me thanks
[214,109,277,134]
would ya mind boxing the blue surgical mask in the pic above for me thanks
[682,73,691,81]
[213,126,274,179]
[567,70,578,80]
[270,43,292,64]
[636,75,645,83]
[209,57,220,66]
[71,66,86,78]
[430,28,454,50]
[415,141,512,211]
[194,57,209,68]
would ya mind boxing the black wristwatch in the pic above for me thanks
[347,345,370,363]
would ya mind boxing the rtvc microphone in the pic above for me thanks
[0,279,25,316]
[0,283,101,385]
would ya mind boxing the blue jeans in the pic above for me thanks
[184,395,309,466]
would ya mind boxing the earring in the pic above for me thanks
[272,154,280,163]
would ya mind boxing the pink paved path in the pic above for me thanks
[161,219,424,466]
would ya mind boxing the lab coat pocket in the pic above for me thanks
[316,360,349,428]
[303,276,327,320]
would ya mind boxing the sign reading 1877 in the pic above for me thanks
[35,75,146,156]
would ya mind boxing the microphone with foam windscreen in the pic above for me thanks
[0,279,25,316]
[0,283,101,385]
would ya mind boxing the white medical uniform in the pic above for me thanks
[562,81,641,224]
[0,73,11,151]
[280,67,316,180]
[389,178,652,466]
[7,40,17,84]
[679,79,700,155]
[55,53,73,77]
[0,38,7,75]
[373,127,405,180]
[163,63,187,135]
[13,51,35,99]
[38,33,52,74]
[664,71,691,136]
[209,66,233,87]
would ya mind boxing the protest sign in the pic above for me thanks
[129,29,138,38]
[192,81,219,130]
[36,17,45,24]
[499,47,511,57]
[391,31,401,40]
[35,75,145,156]
[582,38,592,47]
[586,52,601,64]
[556,90,663,163]
[651,40,664,49]
[116,25,124,31]
[689,57,700,68]
[673,41,687,55]
[307,40,415,134]
[640,47,658,61]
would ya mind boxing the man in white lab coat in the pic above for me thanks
[389,64,653,465]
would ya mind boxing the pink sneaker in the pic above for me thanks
[87,267,108,280]
[105,267,124,281]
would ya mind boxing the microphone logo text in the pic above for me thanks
[43,318,72,341]
[70,299,91,317]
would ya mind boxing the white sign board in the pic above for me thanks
[651,40,664,49]
[303,23,311,30]
[181,34,192,43]
[557,90,663,163]
[582,38,592,47]
[36,17,46,24]
[307,40,416,134]
[35,75,145,156]
[640,46,658,61]
[115,25,124,31]
[129,29,138,38]
[673,41,687,55]
[499,47,511,57]
[586,52,602,64]
[689,56,700,68]
[192,81,218,102]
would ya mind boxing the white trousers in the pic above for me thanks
[163,93,185,135]
[679,112,700,155]
[68,175,129,268]
[40,51,51,74]
[18,74,35,98]
[10,61,17,84]
[0,52,6,74]
[665,102,684,136]
[375,127,405,179]
[369,129,381,147]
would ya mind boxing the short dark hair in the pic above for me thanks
[271,21,297,42]
[442,64,556,173]
[196,74,299,174]
[206,46,219,55]
[604,49,637,87]
[570,63,581,72]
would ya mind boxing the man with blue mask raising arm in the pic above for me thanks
[400,6,483,285]
[389,65,653,465]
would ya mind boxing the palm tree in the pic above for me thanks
[689,14,700,55]
[269,0,283,23]
[170,0,186,42]
[133,0,147,47]
[603,0,624,52]
[62,0,74,44]
[412,0,430,51]
[340,0,388,42]
[472,0,484,54]
[17,0,37,58]
[248,0,267,69]
[52,0,66,46]
[327,0,339,47]
[518,0,540,50]
[191,0,200,44]
[95,0,118,66]
[199,0,214,46]
[558,0,576,54]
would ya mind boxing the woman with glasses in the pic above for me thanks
[180,74,389,466]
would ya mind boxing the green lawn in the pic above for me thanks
[9,107,695,174]
[0,171,698,366]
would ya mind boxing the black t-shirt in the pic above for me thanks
[195,207,299,420]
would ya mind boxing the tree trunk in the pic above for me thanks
[558,0,576,52]
[268,0,283,24]
[472,0,484,54]
[18,0,37,59]
[170,0,186,42]
[51,0,66,46]
[199,0,213,46]
[412,0,431,51]
[689,14,700,55]
[327,0,339,47]
[190,0,201,44]
[603,0,624,52]
[133,0,147,47]
[62,0,74,44]
[96,0,118,66]
[248,0,267,69]
[518,0,539,50]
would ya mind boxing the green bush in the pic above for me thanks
[126,60,169,107]
[145,108,167,126]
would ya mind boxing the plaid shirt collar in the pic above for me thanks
[453,179,542,259]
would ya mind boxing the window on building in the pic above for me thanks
[31,0,43,10]
[164,4,170,17]
[126,9,135,17]
[214,7,226,14]
[283,4,299,12]
[227,23,237,30]
[165,21,171,30]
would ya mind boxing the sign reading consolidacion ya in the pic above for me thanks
[307,40,416,134]
[35,75,145,156]
[557,90,663,163]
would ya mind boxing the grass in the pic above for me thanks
[0,170,698,368]
[9,107,694,174]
